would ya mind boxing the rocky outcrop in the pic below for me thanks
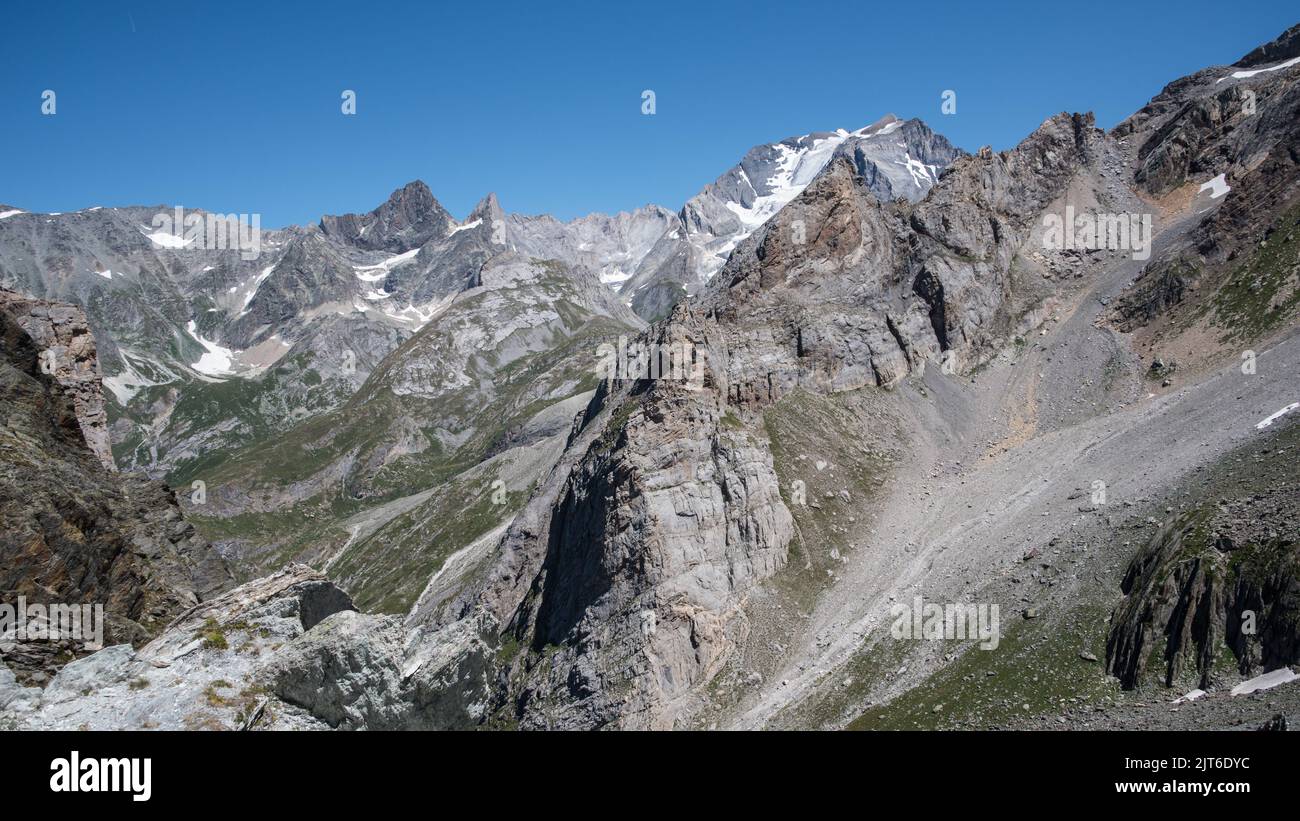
[1235,22,1300,68]
[1,565,360,729]
[1106,491,1300,691]
[1111,25,1299,201]
[486,366,793,729]
[0,294,232,682]
[1108,29,1300,335]
[507,205,679,290]
[0,289,114,469]
[267,611,493,730]
[697,112,1102,402]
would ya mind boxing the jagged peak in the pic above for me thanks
[467,192,503,223]
[319,179,452,252]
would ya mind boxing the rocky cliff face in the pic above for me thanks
[470,362,794,729]
[0,293,232,683]
[1110,24,1300,345]
[507,205,679,289]
[695,111,1101,401]
[1106,486,1300,691]
[394,110,1105,730]
[0,290,114,470]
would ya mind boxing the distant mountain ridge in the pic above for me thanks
[0,112,958,478]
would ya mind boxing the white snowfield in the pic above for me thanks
[1255,402,1299,430]
[1171,689,1206,704]
[0,209,24,220]
[600,268,632,287]
[353,246,420,282]
[143,229,191,249]
[447,218,482,236]
[185,320,237,377]
[1218,54,1300,82]
[231,262,278,317]
[1198,173,1231,199]
[1230,667,1299,696]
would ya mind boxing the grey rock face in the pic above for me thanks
[509,375,794,729]
[0,294,232,681]
[1235,22,1300,68]
[266,610,493,730]
[0,663,41,715]
[1109,25,1300,333]
[0,562,494,732]
[2,564,358,730]
[267,610,409,729]
[0,289,114,469]
[1106,493,1300,691]
[320,180,453,252]
[507,205,678,289]
[696,112,1102,400]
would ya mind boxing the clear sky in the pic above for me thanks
[1,1,1295,226]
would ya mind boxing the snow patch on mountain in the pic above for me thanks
[144,230,191,249]
[448,219,483,236]
[186,320,238,378]
[724,133,845,231]
[895,152,940,188]
[601,269,633,288]
[354,247,421,282]
[1199,173,1231,199]
[233,263,278,316]
[671,115,961,285]
[1218,54,1300,82]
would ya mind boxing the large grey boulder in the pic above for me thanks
[1,564,356,730]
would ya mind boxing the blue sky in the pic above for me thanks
[0,1,1295,225]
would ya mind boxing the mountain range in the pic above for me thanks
[2,24,1299,731]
